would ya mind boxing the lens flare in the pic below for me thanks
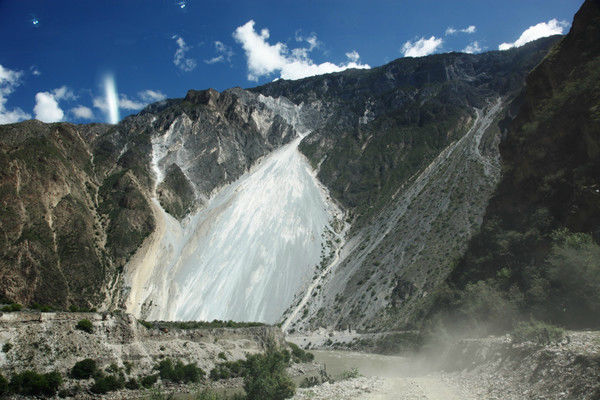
[103,74,119,124]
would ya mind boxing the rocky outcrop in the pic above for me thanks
[446,0,600,329]
[0,88,299,311]
[439,331,600,400]
[0,311,283,376]
[268,38,560,331]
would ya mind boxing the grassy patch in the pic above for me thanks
[511,320,565,345]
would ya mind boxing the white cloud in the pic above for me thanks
[118,94,146,110]
[71,105,94,119]
[446,25,476,35]
[34,91,64,122]
[0,64,31,124]
[139,89,166,102]
[295,31,318,51]
[52,86,76,101]
[463,41,482,54]
[205,41,234,64]
[233,20,369,81]
[401,36,443,57]
[32,85,77,123]
[172,35,197,72]
[30,66,41,76]
[345,50,360,63]
[94,88,166,117]
[499,19,569,50]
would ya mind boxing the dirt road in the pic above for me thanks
[293,350,473,400]
[362,376,473,400]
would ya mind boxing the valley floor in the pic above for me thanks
[293,375,473,400]
[292,330,600,400]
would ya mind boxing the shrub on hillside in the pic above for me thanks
[125,378,140,390]
[546,229,600,326]
[90,374,124,394]
[71,358,97,379]
[0,373,8,396]
[339,368,360,381]
[75,318,94,333]
[288,342,314,363]
[243,350,295,400]
[193,389,245,400]
[1,303,22,312]
[155,358,205,383]
[210,359,247,380]
[140,374,158,388]
[374,332,423,354]
[511,320,565,345]
[9,370,62,396]
[456,280,519,332]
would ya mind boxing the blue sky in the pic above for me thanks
[0,0,584,124]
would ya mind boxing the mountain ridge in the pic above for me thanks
[0,35,564,329]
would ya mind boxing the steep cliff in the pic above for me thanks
[439,0,600,330]
[256,38,560,331]
[0,89,298,311]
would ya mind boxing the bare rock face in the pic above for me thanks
[157,164,197,220]
[0,88,299,311]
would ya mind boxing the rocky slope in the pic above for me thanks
[0,311,283,377]
[440,331,600,400]
[437,0,600,331]
[266,39,559,331]
[0,88,298,311]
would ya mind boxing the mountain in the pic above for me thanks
[435,0,600,330]
[0,20,578,331]
[0,89,297,310]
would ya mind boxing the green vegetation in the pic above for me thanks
[1,302,22,312]
[154,358,205,383]
[209,348,296,399]
[140,374,158,388]
[441,17,600,333]
[71,358,97,379]
[2,342,12,353]
[126,378,141,390]
[193,389,244,400]
[433,228,600,334]
[149,388,244,400]
[511,320,565,345]
[338,368,360,380]
[157,164,197,220]
[139,319,265,330]
[210,359,247,380]
[91,374,125,394]
[9,370,62,397]
[31,302,54,312]
[243,350,295,400]
[0,374,8,396]
[373,332,423,354]
[287,342,314,362]
[75,318,94,333]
